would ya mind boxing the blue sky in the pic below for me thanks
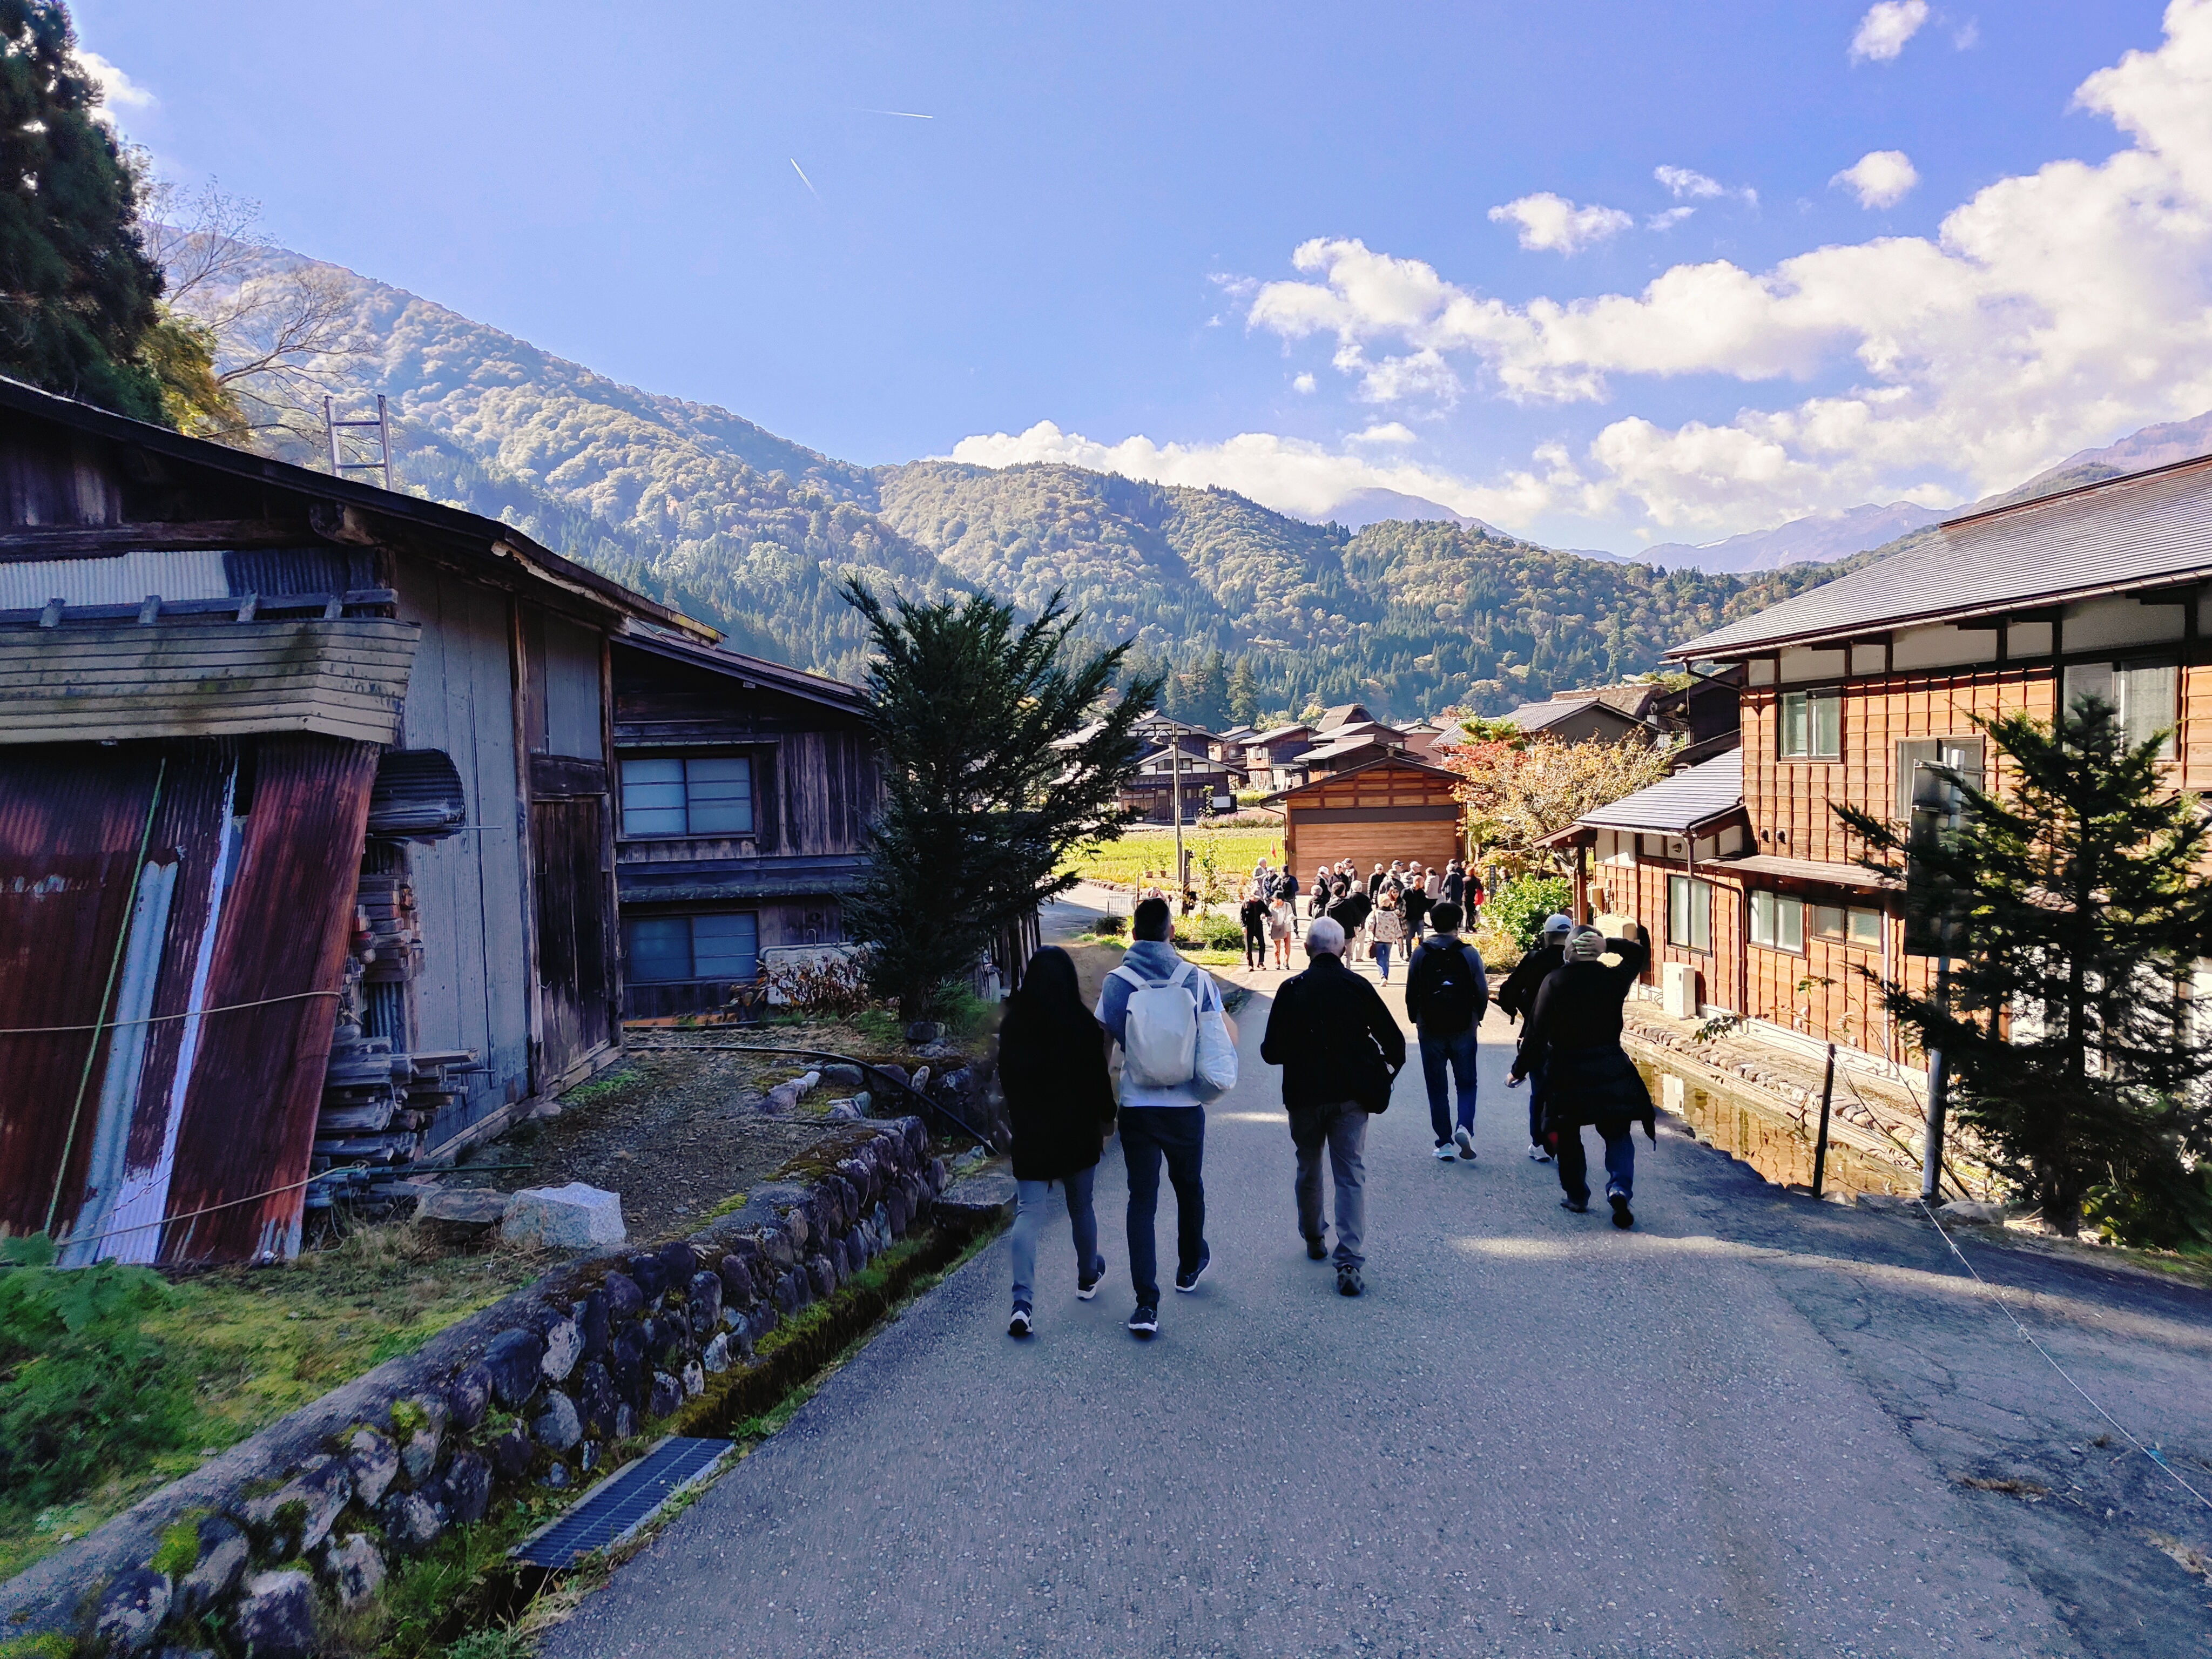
[77,0,2209,550]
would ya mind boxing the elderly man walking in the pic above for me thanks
[1259,916,1405,1297]
[1508,926,1656,1227]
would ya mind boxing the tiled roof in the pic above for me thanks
[1574,750,1743,834]
[1671,451,2212,658]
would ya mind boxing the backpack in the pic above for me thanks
[1111,960,1238,1096]
[1419,941,1482,1034]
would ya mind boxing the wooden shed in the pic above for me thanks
[1270,754,1464,877]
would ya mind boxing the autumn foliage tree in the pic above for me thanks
[1444,724,1680,871]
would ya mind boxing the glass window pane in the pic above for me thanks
[1811,694,1841,758]
[1813,905,1845,941]
[691,912,759,981]
[1690,880,1710,952]
[2063,662,2115,723]
[1668,876,1688,946]
[1847,908,1884,947]
[2119,662,2178,757]
[1750,890,1773,946]
[1780,694,1808,757]
[626,916,692,982]
[621,758,687,837]
[685,756,754,834]
[1778,898,1804,952]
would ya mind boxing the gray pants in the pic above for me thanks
[1291,1100,1367,1269]
[1009,1166,1099,1307]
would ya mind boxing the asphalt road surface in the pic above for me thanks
[545,948,2212,1657]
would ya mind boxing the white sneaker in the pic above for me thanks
[1433,1142,1456,1160]
[1528,1144,1552,1163]
[1453,1126,1476,1161]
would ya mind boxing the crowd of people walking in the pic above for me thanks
[997,886,1656,1340]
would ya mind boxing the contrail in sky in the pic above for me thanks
[789,159,820,198]
[860,109,934,119]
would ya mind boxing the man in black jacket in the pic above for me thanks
[1239,887,1270,969]
[1259,916,1406,1297]
[1496,912,1573,1162]
[1509,928,1656,1228]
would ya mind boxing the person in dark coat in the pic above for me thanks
[997,946,1116,1336]
[1440,860,1465,908]
[1400,871,1431,938]
[1498,912,1574,1161]
[1278,867,1302,936]
[1239,887,1270,969]
[1508,928,1656,1228]
[1326,884,1372,943]
[1259,916,1406,1297]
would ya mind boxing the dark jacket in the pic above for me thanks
[1327,891,1372,936]
[1496,940,1566,1023]
[1240,896,1269,934]
[1401,886,1431,935]
[1441,868,1465,906]
[1260,952,1407,1111]
[1510,936,1655,1131]
[1404,934,1490,1037]
[998,1005,1115,1182]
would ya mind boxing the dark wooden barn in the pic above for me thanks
[0,376,712,1263]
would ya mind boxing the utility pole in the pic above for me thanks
[1923,955,1951,1201]
[1171,724,1186,898]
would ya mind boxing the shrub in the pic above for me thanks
[1485,875,1573,952]
[1090,914,1127,937]
[1176,915,1244,953]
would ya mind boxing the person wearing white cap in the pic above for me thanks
[1498,913,1575,1161]
[1509,926,1656,1227]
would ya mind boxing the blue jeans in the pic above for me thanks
[1374,941,1394,979]
[1555,1116,1636,1206]
[1419,1027,1480,1145]
[1009,1165,1098,1307]
[1121,1105,1206,1306]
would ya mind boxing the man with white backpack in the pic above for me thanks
[1095,896,1238,1339]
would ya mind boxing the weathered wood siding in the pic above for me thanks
[1283,763,1461,878]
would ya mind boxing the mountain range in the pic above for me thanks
[190,246,2211,722]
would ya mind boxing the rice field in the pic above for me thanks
[1059,826,1289,891]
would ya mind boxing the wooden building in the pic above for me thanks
[1505,693,1656,744]
[1553,449,2212,1064]
[610,632,879,1018]
[1270,754,1462,877]
[0,376,711,1263]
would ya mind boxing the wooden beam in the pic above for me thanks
[0,520,316,559]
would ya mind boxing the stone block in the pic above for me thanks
[658,1239,700,1285]
[414,1188,507,1242]
[442,1451,492,1526]
[94,1567,169,1655]
[502,1183,625,1249]
[489,1422,532,1480]
[1937,1199,2008,1226]
[806,1255,835,1300]
[579,1441,601,1474]
[239,1454,352,1559]
[821,1062,865,1089]
[174,1516,247,1617]
[540,1317,583,1382]
[627,1252,667,1297]
[648,1372,683,1419]
[761,1226,797,1270]
[397,1397,447,1485]
[378,1491,444,1555]
[681,1360,705,1398]
[576,1288,610,1359]
[321,1533,385,1610]
[233,1570,315,1659]
[825,1097,865,1121]
[615,1402,637,1440]
[533,1390,583,1452]
[702,1333,732,1374]
[346,1427,399,1508]
[610,1327,646,1395]
[718,1253,756,1307]
[574,1360,619,1438]
[484,1327,545,1408]
[688,1269,723,1334]
[541,1464,570,1490]
[935,1168,1018,1229]
[886,1188,909,1237]
[447,1364,493,1433]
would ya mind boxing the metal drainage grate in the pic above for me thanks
[510,1436,734,1569]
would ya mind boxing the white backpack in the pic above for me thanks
[1111,961,1239,1097]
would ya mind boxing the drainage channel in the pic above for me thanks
[1631,1050,1921,1199]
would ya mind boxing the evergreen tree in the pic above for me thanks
[840,579,1159,1018]
[1837,698,2212,1237]
[1185,647,1230,730]
[0,2,166,417]
[1227,656,1260,729]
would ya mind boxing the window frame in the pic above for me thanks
[618,751,761,840]
[621,911,762,984]
[1749,889,1805,954]
[2063,656,2180,760]
[1667,873,1712,953]
[1777,689,1842,761]
[1811,902,1885,950]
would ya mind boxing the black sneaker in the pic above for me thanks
[1337,1265,1363,1297]
[1077,1255,1108,1300]
[1560,1196,1589,1214]
[1305,1236,1328,1261]
[1609,1192,1635,1229]
[1174,1243,1211,1293]
[1128,1303,1158,1338]
[1008,1305,1032,1338]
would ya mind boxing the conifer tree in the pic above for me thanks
[1837,698,2212,1237]
[1227,656,1260,729]
[0,2,166,416]
[840,579,1158,1019]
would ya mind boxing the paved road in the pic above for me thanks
[547,947,2212,1657]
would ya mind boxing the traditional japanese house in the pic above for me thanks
[0,376,711,1263]
[1550,449,2212,1063]
[608,631,879,1019]
[1269,754,1462,878]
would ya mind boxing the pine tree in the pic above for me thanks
[1227,656,1260,729]
[840,579,1159,1018]
[0,2,166,417]
[1837,698,2212,1237]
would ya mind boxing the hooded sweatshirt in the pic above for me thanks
[1094,938,1226,1109]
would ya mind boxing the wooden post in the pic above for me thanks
[1811,1041,1836,1199]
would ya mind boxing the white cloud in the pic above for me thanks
[1346,422,1417,446]
[1953,19,1980,49]
[1231,0,2212,537]
[1654,165,1725,200]
[1832,149,1920,208]
[78,50,154,121]
[1647,206,1696,231]
[1292,372,1317,394]
[1487,192,1633,254]
[1850,0,1930,63]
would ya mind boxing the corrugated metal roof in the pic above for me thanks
[1575,750,1743,833]
[1671,451,2212,658]
[0,617,419,745]
[0,549,230,609]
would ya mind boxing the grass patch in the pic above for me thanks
[1058,826,1287,890]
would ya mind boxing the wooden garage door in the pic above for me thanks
[1292,818,1460,877]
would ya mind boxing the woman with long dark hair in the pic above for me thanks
[997,945,1117,1337]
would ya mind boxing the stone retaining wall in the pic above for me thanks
[1,1117,949,1657]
